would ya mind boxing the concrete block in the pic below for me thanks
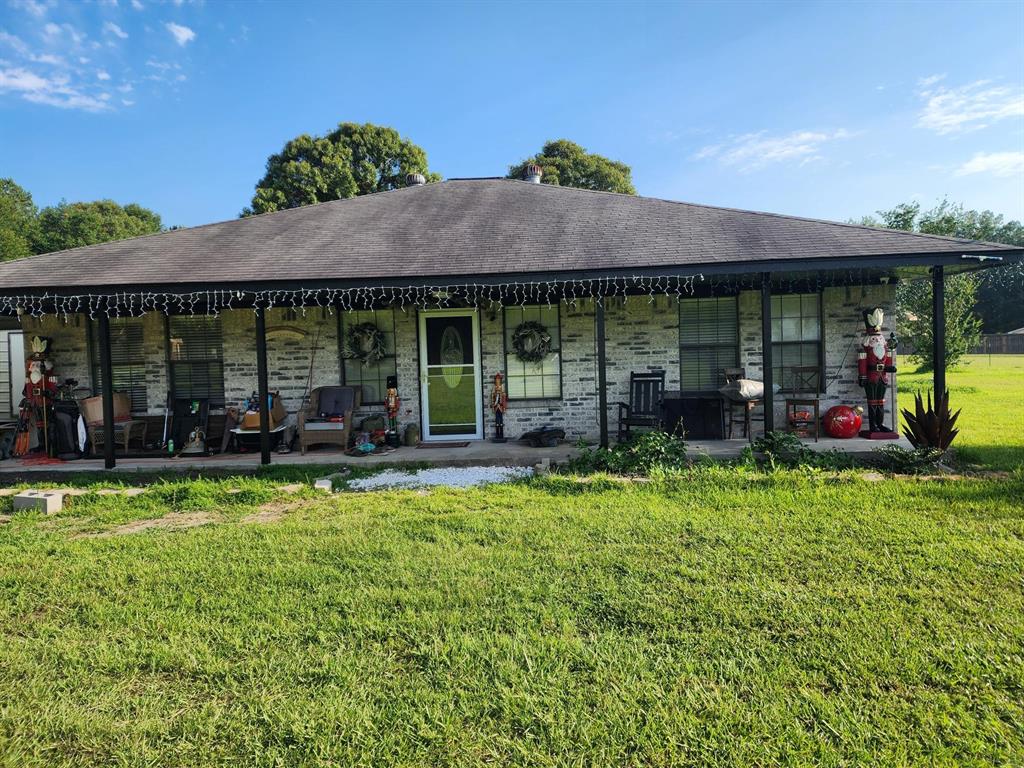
[13,490,64,515]
[313,478,333,493]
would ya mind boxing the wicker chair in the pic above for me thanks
[298,386,360,454]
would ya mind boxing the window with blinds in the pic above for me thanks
[678,296,739,392]
[168,316,225,405]
[340,309,397,404]
[771,293,822,392]
[90,318,148,412]
[503,305,561,399]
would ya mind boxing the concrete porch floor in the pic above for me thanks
[0,435,911,476]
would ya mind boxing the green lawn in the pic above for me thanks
[1,469,1022,766]
[898,354,1024,471]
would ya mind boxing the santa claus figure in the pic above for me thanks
[857,308,897,435]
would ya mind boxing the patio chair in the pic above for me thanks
[298,386,361,454]
[617,370,665,442]
[721,367,763,441]
[81,393,147,455]
[784,365,821,441]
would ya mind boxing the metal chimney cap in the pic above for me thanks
[523,163,543,183]
[405,173,426,186]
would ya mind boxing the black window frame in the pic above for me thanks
[339,307,397,405]
[678,295,740,394]
[771,291,824,393]
[88,316,148,413]
[502,303,563,400]
[166,314,226,407]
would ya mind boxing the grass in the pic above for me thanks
[1,468,1023,766]
[897,354,1024,471]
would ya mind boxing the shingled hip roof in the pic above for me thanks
[0,178,1019,293]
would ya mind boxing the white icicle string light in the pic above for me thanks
[0,274,719,319]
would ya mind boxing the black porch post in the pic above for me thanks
[596,299,609,448]
[932,265,945,396]
[254,306,272,465]
[97,313,116,470]
[760,272,775,434]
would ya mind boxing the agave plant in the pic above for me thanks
[901,389,960,451]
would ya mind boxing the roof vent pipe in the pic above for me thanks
[523,163,543,184]
[405,173,426,186]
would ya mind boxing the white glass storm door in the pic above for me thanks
[418,309,483,441]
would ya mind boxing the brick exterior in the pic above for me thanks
[21,283,896,442]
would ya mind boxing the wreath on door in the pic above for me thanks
[511,320,553,364]
[345,322,387,364]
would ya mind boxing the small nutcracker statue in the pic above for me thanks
[14,335,57,457]
[490,372,508,443]
[857,307,898,438]
[384,375,401,447]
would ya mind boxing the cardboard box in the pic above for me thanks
[240,394,287,430]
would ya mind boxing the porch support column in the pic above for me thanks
[932,266,945,397]
[596,299,609,448]
[97,313,116,470]
[254,306,272,465]
[760,272,775,434]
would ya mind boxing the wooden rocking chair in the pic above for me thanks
[617,370,665,442]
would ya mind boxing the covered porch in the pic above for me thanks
[0,263,953,473]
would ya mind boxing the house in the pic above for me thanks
[0,168,1019,468]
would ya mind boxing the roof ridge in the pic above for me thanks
[497,179,1012,250]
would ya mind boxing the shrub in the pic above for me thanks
[750,431,856,471]
[567,432,688,475]
[871,444,946,474]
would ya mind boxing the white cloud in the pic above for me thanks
[0,64,110,111]
[42,22,84,45]
[131,0,143,8]
[918,73,946,88]
[918,79,1024,134]
[97,69,110,80]
[0,30,28,55]
[103,21,128,39]
[117,81,132,92]
[953,151,1024,178]
[8,0,50,18]
[165,21,194,46]
[694,129,852,171]
[42,21,59,36]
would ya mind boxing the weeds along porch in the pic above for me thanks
[0,176,1018,470]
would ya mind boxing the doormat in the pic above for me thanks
[415,441,470,449]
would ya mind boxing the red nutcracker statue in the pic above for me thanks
[857,307,898,438]
[14,335,57,456]
[490,372,508,443]
[384,375,400,448]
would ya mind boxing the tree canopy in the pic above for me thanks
[860,199,1024,336]
[34,200,163,254]
[0,178,38,262]
[2,181,163,259]
[507,139,636,195]
[244,123,441,216]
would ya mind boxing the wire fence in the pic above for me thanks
[900,333,1024,357]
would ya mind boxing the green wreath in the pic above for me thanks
[511,320,553,364]
[345,322,387,364]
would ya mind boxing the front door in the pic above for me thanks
[418,309,483,440]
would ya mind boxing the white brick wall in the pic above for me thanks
[22,283,897,441]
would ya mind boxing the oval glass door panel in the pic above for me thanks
[421,314,480,438]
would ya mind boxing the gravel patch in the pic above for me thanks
[349,466,533,491]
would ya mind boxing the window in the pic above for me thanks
[168,316,225,405]
[678,296,739,391]
[503,305,561,399]
[771,293,822,392]
[90,318,148,412]
[340,309,397,404]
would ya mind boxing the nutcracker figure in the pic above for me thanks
[384,375,400,447]
[857,308,898,437]
[490,372,508,443]
[14,336,57,456]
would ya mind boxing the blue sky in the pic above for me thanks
[0,0,1022,229]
